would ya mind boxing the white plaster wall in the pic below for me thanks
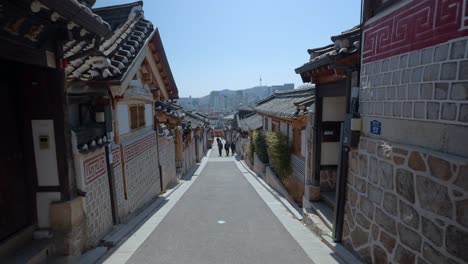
[145,104,153,128]
[117,104,130,135]
[321,142,340,165]
[36,192,61,228]
[322,96,346,121]
[31,120,59,186]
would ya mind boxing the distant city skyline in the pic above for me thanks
[94,0,361,97]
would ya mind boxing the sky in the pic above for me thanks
[94,0,361,97]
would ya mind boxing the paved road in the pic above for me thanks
[104,147,341,264]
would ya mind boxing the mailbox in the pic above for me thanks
[321,122,341,142]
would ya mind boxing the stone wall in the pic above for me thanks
[343,136,468,263]
[320,169,336,193]
[158,136,177,192]
[253,152,266,178]
[112,145,127,221]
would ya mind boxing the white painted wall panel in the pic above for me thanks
[117,104,130,135]
[36,192,61,228]
[321,142,340,165]
[31,120,59,186]
[323,96,346,121]
[145,104,153,127]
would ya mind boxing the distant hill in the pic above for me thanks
[178,83,294,112]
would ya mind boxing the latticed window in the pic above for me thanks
[129,105,146,129]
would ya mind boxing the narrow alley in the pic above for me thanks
[101,145,342,264]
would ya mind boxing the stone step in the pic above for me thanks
[321,191,336,209]
[309,200,334,230]
[2,239,53,264]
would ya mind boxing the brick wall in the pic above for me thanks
[79,151,113,247]
[158,136,177,192]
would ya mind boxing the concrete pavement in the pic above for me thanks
[100,147,342,264]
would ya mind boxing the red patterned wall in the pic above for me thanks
[123,134,157,162]
[84,154,107,184]
[363,0,468,63]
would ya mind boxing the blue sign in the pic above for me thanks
[370,120,382,135]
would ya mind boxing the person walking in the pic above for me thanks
[217,140,223,156]
[224,141,230,156]
[230,141,236,156]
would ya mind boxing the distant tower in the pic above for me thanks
[260,76,262,87]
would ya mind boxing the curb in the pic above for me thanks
[237,160,303,220]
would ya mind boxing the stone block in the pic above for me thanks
[380,231,396,253]
[393,102,402,117]
[421,47,434,64]
[459,104,468,122]
[414,102,426,119]
[402,102,413,118]
[375,102,383,115]
[398,84,407,100]
[367,141,376,154]
[422,64,440,82]
[421,216,443,247]
[420,83,433,100]
[392,70,401,85]
[400,54,409,68]
[434,82,449,99]
[434,43,449,62]
[375,207,396,235]
[416,175,453,218]
[373,245,388,264]
[386,86,397,100]
[369,156,378,184]
[355,176,367,193]
[389,57,399,71]
[396,168,415,203]
[384,102,392,117]
[398,223,422,251]
[360,102,368,115]
[446,225,468,262]
[408,50,421,67]
[368,183,383,204]
[360,195,375,219]
[368,102,375,115]
[357,246,373,264]
[350,151,359,174]
[400,200,419,229]
[408,151,426,172]
[401,69,412,84]
[441,62,457,80]
[379,160,394,190]
[427,155,452,181]
[382,59,389,72]
[383,72,392,85]
[411,67,424,83]
[374,61,382,74]
[408,83,420,100]
[456,199,468,228]
[351,225,369,248]
[451,40,467,59]
[395,245,416,264]
[454,165,468,192]
[355,212,371,229]
[451,82,468,100]
[422,243,449,264]
[383,192,397,215]
[371,223,379,240]
[359,154,368,178]
[427,102,440,120]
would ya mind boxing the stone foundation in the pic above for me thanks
[158,136,177,191]
[343,136,468,263]
[320,168,337,192]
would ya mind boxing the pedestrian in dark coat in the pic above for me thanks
[217,141,223,156]
[230,141,236,156]
[224,141,230,156]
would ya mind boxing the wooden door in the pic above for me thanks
[0,70,30,241]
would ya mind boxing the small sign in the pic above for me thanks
[370,120,382,135]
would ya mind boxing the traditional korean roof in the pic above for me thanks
[295,25,361,79]
[64,1,153,82]
[239,114,263,131]
[254,87,314,119]
[183,111,208,128]
[156,100,184,119]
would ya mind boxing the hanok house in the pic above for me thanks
[340,1,467,263]
[254,87,315,204]
[295,25,361,243]
[0,0,114,259]
[64,1,178,252]
[235,107,263,159]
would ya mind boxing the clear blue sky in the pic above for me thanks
[95,0,361,97]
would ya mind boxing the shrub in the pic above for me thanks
[253,130,269,164]
[266,131,291,180]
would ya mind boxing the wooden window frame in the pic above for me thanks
[129,104,146,130]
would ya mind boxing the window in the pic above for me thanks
[129,105,146,129]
